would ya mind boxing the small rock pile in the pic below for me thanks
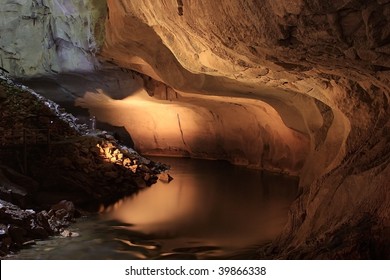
[95,134,168,185]
[29,133,169,207]
[0,199,76,257]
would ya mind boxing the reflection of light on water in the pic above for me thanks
[115,238,158,250]
[106,157,299,250]
[99,197,125,213]
[9,158,299,260]
[107,176,198,232]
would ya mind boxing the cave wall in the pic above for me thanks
[0,0,389,257]
[0,0,106,76]
[74,77,309,174]
[21,70,309,175]
[0,0,312,175]
[101,0,390,257]
[102,0,390,182]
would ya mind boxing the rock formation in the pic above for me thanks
[0,74,169,256]
[0,0,106,76]
[1,0,389,258]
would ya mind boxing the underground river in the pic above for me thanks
[7,157,298,260]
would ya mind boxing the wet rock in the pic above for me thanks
[47,215,64,233]
[8,225,26,245]
[158,172,173,183]
[134,177,147,189]
[53,208,68,220]
[60,229,79,237]
[51,200,75,219]
[104,147,112,158]
[105,134,115,141]
[96,143,104,153]
[0,224,8,237]
[36,210,53,234]
[48,209,55,217]
[35,209,68,234]
[154,162,170,173]
[143,173,151,181]
[22,240,36,247]
[0,199,35,226]
[140,158,151,165]
[122,158,131,167]
[138,164,151,173]
[129,165,138,173]
[0,237,12,255]
[30,226,49,239]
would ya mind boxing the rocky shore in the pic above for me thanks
[0,74,169,257]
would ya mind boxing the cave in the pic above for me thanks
[0,0,389,260]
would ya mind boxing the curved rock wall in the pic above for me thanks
[101,0,390,257]
[75,80,309,174]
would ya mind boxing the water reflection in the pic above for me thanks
[105,157,298,255]
[10,157,298,259]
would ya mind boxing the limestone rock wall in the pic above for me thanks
[101,0,390,258]
[0,0,106,76]
[21,70,309,176]
[76,84,309,175]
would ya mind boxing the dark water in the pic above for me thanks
[9,157,298,259]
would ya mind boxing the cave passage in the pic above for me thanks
[22,71,310,176]
[1,0,389,261]
[9,157,298,260]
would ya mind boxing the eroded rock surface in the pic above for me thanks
[100,0,390,258]
[0,199,76,256]
[0,0,106,76]
[1,0,389,258]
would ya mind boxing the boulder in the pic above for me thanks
[30,226,49,239]
[158,172,173,183]
[8,225,26,245]
[50,200,75,224]
[0,199,35,227]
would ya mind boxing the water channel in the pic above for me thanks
[9,157,298,259]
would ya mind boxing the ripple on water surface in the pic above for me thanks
[11,157,298,259]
